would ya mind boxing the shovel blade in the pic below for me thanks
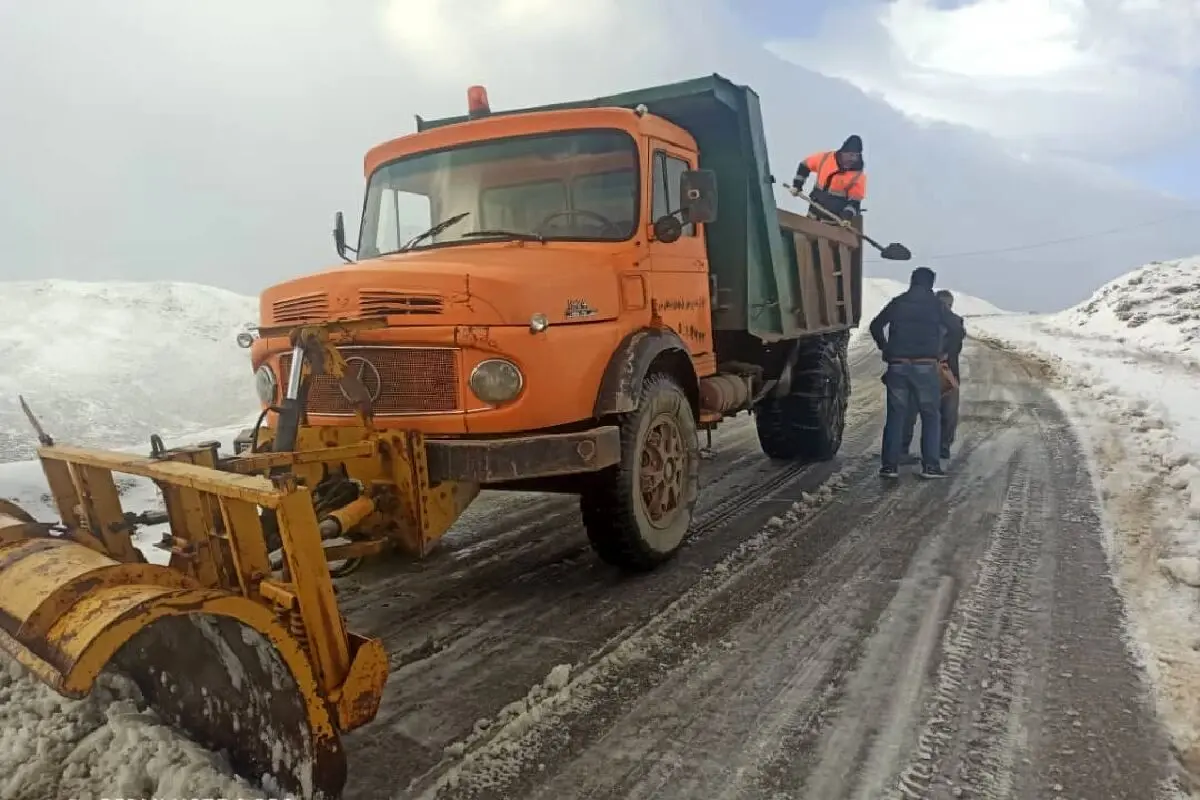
[880,243,912,261]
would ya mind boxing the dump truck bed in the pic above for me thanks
[416,74,862,342]
[774,209,863,339]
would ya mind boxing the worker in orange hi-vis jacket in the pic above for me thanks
[789,135,867,223]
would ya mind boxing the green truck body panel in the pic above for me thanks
[416,74,862,342]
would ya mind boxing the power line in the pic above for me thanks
[863,206,1200,264]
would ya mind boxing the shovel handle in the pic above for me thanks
[790,186,890,252]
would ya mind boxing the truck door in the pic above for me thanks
[646,141,712,358]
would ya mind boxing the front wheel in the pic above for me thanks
[580,373,700,572]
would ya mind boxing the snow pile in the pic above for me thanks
[0,280,260,463]
[0,661,261,800]
[1049,257,1200,361]
[763,474,845,532]
[972,256,1200,786]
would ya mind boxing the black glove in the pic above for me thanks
[840,206,857,220]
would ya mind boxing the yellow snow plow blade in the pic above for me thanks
[0,444,389,800]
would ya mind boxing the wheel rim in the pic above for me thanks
[638,412,687,530]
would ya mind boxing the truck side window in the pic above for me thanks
[652,152,696,238]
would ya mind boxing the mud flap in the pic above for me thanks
[0,537,347,799]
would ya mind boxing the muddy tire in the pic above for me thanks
[754,334,849,461]
[580,373,700,572]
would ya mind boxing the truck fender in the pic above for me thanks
[593,327,697,418]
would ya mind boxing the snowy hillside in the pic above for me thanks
[1048,257,1200,361]
[0,280,260,462]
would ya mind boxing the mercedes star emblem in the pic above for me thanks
[341,356,383,403]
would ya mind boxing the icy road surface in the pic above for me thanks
[330,337,1183,800]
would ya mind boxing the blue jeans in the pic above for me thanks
[881,362,941,470]
[902,386,960,458]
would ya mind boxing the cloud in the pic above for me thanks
[380,0,621,76]
[766,0,1200,159]
[0,0,1197,312]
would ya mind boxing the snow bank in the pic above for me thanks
[973,255,1200,786]
[1049,257,1200,361]
[0,279,260,463]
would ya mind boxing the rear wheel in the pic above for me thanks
[580,373,700,571]
[754,334,849,461]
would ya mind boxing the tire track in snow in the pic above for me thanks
[851,574,956,800]
[893,455,1039,799]
[721,429,1019,800]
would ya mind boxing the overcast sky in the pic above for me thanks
[1,0,1198,312]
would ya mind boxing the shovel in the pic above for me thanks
[789,185,912,261]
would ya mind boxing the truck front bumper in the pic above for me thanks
[425,426,621,484]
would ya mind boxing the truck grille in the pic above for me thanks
[359,289,444,316]
[272,292,329,324]
[278,346,459,415]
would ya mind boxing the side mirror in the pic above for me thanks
[679,169,718,225]
[333,211,354,263]
[653,215,684,244]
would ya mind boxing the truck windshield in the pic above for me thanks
[358,129,639,258]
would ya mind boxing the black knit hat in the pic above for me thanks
[840,135,863,153]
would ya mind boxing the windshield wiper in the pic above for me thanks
[397,211,471,252]
[458,229,545,243]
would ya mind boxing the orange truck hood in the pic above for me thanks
[261,246,621,328]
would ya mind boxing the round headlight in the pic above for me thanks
[469,359,524,405]
[254,364,277,405]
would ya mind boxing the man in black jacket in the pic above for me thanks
[902,289,965,462]
[869,268,965,479]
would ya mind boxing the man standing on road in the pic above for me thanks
[869,268,965,480]
[901,289,965,463]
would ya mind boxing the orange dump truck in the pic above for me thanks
[0,73,909,799]
[241,73,894,571]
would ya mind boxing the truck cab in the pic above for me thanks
[253,98,715,437]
